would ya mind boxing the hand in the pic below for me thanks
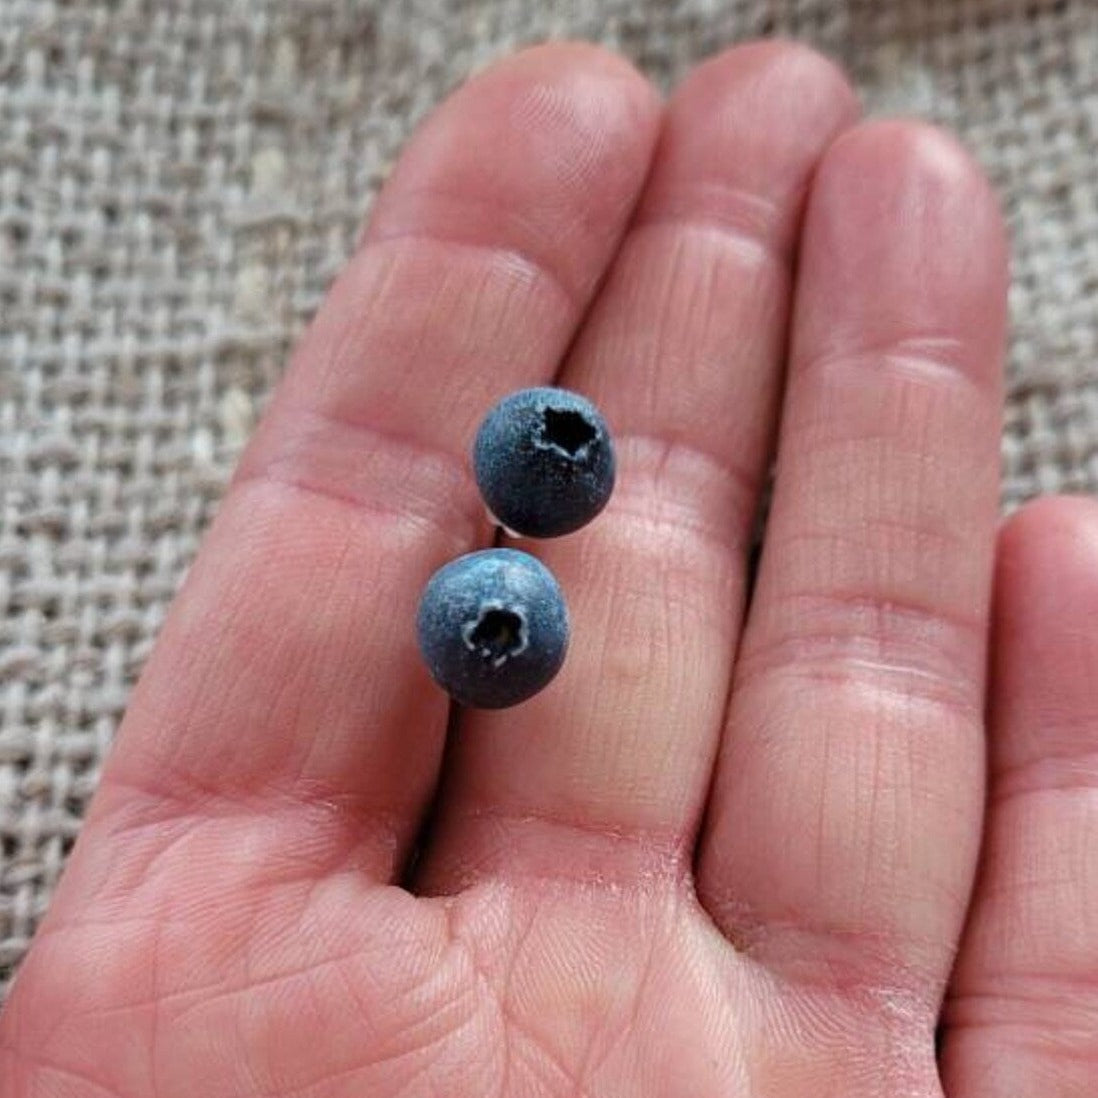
[3,40,1093,1097]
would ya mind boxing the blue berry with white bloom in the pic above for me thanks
[416,548,569,709]
[473,387,615,538]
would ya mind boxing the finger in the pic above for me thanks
[941,497,1098,1095]
[698,121,1009,996]
[420,42,858,889]
[91,44,662,881]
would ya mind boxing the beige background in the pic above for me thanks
[2,0,1097,998]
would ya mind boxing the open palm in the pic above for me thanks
[4,41,1097,1097]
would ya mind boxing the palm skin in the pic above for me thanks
[4,39,1098,1098]
[1,821,936,1095]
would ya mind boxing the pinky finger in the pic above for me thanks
[942,496,1098,1095]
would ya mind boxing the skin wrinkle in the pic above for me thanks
[264,538,359,781]
[504,968,586,1094]
[988,774,1098,810]
[949,977,1098,1020]
[604,223,787,421]
[14,1056,128,1098]
[495,905,538,1098]
[990,747,1098,802]
[632,187,791,267]
[675,226,726,361]
[97,773,404,872]
[733,616,983,722]
[304,243,405,407]
[248,900,457,1094]
[644,228,692,394]
[238,408,483,551]
[60,908,350,1026]
[444,803,694,880]
[794,334,989,395]
[139,940,375,1029]
[111,538,314,799]
[611,431,760,545]
[364,223,579,314]
[344,975,468,1074]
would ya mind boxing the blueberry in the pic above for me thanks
[473,387,615,538]
[416,548,569,709]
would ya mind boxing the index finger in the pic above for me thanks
[90,44,662,882]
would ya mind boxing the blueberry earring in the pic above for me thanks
[473,387,615,538]
[416,387,615,709]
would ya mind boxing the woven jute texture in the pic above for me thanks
[2,0,1098,998]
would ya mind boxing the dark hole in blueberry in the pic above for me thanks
[542,408,596,456]
[470,609,524,661]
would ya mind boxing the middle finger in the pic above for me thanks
[422,43,858,889]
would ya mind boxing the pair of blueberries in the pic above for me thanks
[416,387,615,709]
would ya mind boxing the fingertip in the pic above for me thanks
[797,117,1010,389]
[815,118,1009,269]
[492,38,662,103]
[639,39,858,256]
[997,494,1098,620]
[460,40,664,146]
[364,40,662,306]
[674,38,857,111]
[823,118,991,190]
[1001,491,1098,549]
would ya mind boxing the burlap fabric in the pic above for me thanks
[2,0,1097,999]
